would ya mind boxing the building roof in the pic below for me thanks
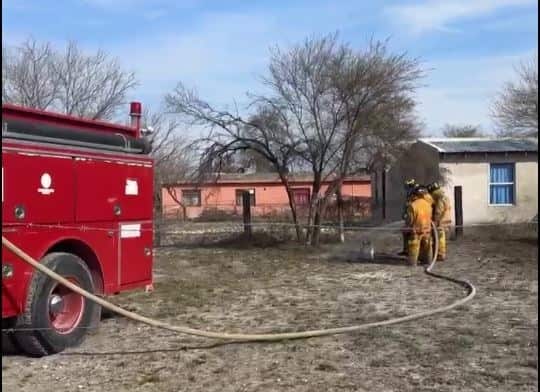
[419,138,538,154]
[165,171,370,187]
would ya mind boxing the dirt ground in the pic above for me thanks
[2,223,538,392]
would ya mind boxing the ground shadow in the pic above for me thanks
[157,230,349,251]
[4,338,302,358]
[157,232,291,250]
[2,332,21,356]
[2,311,127,357]
[330,250,408,266]
[510,237,538,246]
[58,339,264,356]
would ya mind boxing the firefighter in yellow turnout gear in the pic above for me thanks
[405,186,433,266]
[398,179,418,256]
[428,182,452,261]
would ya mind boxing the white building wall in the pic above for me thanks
[372,143,538,225]
[440,154,538,224]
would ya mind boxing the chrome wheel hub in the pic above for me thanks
[49,294,64,316]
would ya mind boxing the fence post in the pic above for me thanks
[382,169,386,221]
[454,186,463,239]
[242,191,252,239]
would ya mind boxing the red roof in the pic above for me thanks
[166,172,370,187]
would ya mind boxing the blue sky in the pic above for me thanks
[3,0,538,135]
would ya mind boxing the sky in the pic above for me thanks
[2,0,538,136]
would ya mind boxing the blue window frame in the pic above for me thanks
[489,163,515,205]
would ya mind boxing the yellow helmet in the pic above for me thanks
[427,182,441,193]
[415,185,429,196]
[404,178,416,187]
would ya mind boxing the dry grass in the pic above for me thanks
[2,223,537,392]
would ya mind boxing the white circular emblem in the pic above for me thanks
[40,173,52,189]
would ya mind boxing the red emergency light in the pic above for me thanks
[130,101,142,137]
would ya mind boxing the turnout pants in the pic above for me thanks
[433,225,448,261]
[402,230,410,253]
[407,232,432,266]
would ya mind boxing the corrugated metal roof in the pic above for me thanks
[419,138,538,153]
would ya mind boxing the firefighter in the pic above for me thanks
[423,185,435,207]
[405,185,433,266]
[398,179,417,256]
[428,182,452,261]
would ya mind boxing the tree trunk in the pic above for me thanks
[281,175,303,242]
[166,187,187,222]
[311,203,322,246]
[305,187,319,245]
[310,176,346,246]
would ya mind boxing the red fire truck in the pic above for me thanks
[2,102,154,356]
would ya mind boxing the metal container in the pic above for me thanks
[359,240,375,261]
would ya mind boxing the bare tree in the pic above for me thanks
[442,124,484,138]
[2,39,58,109]
[144,109,193,214]
[492,55,538,138]
[2,38,137,120]
[166,33,423,246]
[141,109,193,245]
[53,41,138,119]
[260,35,423,245]
[165,88,305,241]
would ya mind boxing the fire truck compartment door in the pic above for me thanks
[119,222,153,286]
[75,159,153,222]
[2,151,75,223]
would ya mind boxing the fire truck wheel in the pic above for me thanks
[14,252,101,357]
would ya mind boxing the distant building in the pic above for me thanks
[162,172,371,220]
[371,138,538,225]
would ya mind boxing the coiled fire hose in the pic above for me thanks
[1,223,476,342]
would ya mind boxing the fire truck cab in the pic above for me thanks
[1,103,154,356]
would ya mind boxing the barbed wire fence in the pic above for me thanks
[3,217,538,243]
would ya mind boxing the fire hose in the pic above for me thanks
[1,223,476,342]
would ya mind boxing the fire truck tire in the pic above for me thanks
[13,252,101,357]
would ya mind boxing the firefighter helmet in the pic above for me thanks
[414,185,429,196]
[404,178,416,188]
[427,182,441,193]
